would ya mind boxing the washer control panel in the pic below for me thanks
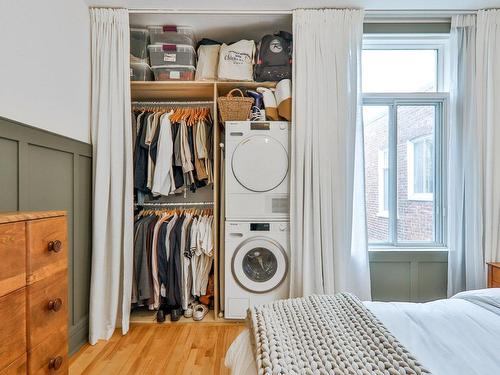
[250,223,270,231]
[227,222,289,234]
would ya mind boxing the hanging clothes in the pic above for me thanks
[132,208,214,314]
[131,106,214,200]
[151,112,174,196]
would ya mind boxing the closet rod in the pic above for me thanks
[132,101,214,106]
[135,201,214,207]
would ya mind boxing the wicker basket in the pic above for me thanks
[217,88,254,122]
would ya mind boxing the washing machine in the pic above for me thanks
[224,221,290,319]
[225,121,290,221]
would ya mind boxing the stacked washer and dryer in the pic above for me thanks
[224,121,290,319]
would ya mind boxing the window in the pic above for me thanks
[408,135,433,200]
[362,35,448,247]
[378,149,389,216]
[362,49,437,93]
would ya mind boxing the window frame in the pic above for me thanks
[377,148,389,217]
[362,34,449,249]
[362,34,449,92]
[407,135,433,201]
[363,94,448,248]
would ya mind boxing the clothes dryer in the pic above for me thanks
[225,121,289,221]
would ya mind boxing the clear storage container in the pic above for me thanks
[151,65,195,81]
[148,25,195,46]
[130,62,153,81]
[130,28,149,61]
[148,44,196,67]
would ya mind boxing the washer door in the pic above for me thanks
[232,237,288,293]
[231,135,288,192]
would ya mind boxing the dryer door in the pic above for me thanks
[232,236,288,293]
[231,135,288,192]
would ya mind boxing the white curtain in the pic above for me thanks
[476,10,500,265]
[448,10,500,295]
[89,8,134,344]
[447,14,484,295]
[290,9,371,300]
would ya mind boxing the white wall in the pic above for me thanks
[0,0,91,143]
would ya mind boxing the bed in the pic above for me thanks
[225,288,500,375]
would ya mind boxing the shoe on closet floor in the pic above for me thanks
[184,302,194,318]
[193,304,208,321]
[171,306,183,321]
[156,309,166,323]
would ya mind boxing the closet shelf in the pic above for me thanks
[131,81,214,100]
[131,81,278,100]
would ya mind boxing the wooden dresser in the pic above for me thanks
[487,262,500,288]
[0,211,68,375]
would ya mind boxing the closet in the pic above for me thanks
[129,11,293,323]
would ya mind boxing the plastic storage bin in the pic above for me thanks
[151,65,195,81]
[130,28,149,61]
[130,62,153,81]
[148,44,196,67]
[148,25,195,46]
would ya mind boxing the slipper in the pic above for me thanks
[184,303,194,318]
[193,304,208,321]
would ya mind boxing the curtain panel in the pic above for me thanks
[448,9,500,295]
[290,8,371,300]
[89,8,134,344]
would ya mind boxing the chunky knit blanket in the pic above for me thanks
[248,293,431,375]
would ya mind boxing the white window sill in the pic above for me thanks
[376,211,389,218]
[407,193,433,201]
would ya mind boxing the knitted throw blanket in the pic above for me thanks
[248,293,431,375]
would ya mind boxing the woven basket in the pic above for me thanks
[217,88,254,122]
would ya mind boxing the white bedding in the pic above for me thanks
[225,289,500,375]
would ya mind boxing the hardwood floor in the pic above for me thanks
[69,322,245,375]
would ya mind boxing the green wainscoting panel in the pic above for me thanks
[0,138,18,210]
[417,261,448,301]
[369,250,448,302]
[0,116,92,355]
[370,262,412,302]
[71,155,92,353]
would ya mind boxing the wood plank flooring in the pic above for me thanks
[69,322,245,375]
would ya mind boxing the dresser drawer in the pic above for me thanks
[491,265,500,284]
[0,355,26,375]
[0,222,26,296]
[27,270,68,349]
[26,217,67,284]
[0,288,26,371]
[28,331,67,375]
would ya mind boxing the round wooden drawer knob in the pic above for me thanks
[48,298,63,312]
[48,356,63,370]
[48,240,62,253]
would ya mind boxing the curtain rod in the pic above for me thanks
[128,9,292,15]
[127,8,477,18]
[136,201,214,207]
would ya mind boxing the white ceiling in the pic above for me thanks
[86,0,500,11]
